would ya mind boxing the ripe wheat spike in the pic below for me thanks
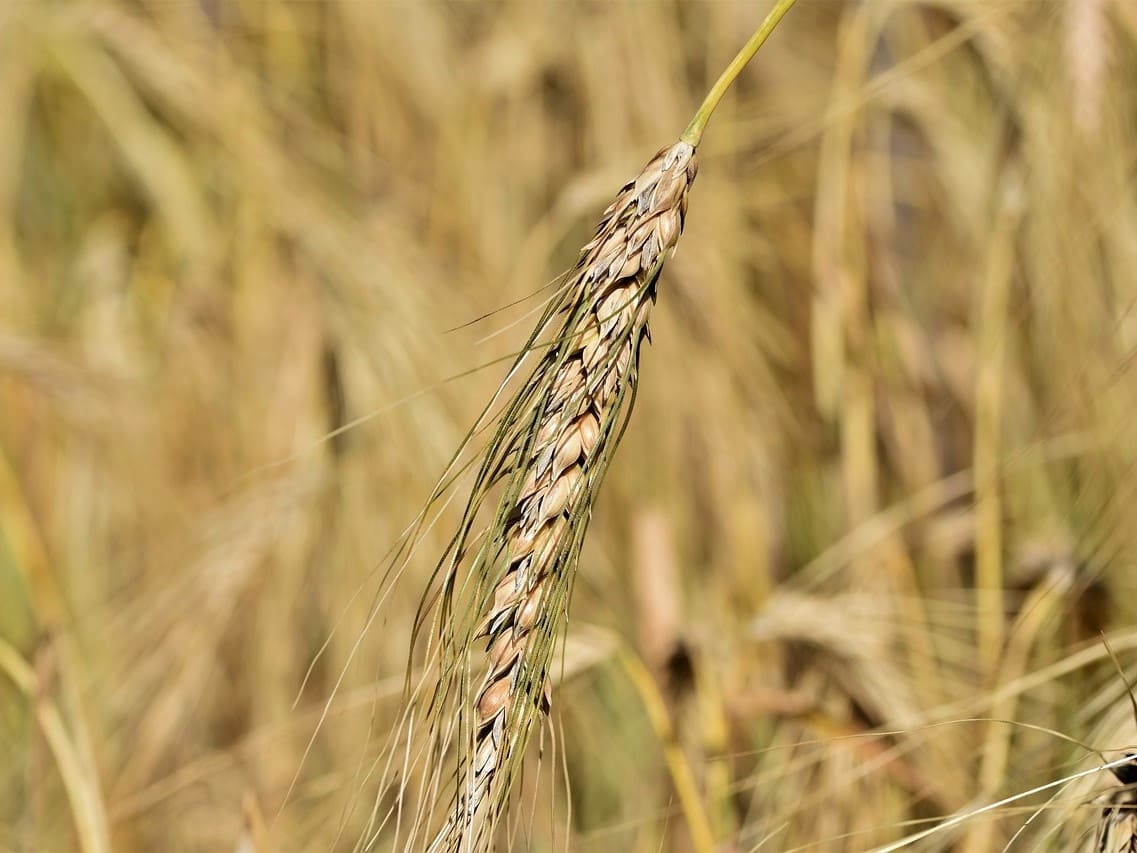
[422,140,698,852]
[368,5,798,850]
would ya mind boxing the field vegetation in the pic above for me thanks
[3,1,1137,850]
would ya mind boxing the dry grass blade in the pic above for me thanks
[411,140,699,853]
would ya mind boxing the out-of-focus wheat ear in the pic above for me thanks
[1065,0,1112,135]
[1094,757,1137,853]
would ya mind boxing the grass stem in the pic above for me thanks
[680,0,799,147]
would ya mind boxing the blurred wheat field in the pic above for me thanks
[4,0,1137,850]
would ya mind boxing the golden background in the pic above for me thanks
[3,1,1137,850]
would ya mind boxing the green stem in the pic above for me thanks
[680,0,799,147]
[619,649,716,853]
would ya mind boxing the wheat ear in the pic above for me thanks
[388,4,799,851]
[1094,758,1137,853]
[423,139,699,852]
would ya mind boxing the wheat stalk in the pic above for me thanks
[378,4,799,850]
[425,137,698,853]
